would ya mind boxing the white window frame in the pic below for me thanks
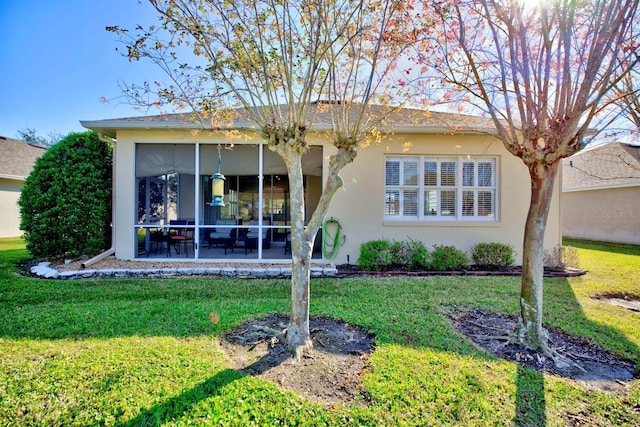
[384,155,498,222]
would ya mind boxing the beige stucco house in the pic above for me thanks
[562,141,640,245]
[81,105,562,264]
[0,136,46,238]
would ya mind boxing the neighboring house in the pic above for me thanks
[81,105,562,263]
[0,136,46,238]
[562,141,640,245]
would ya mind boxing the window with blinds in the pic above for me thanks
[385,156,497,221]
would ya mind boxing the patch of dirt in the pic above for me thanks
[449,308,638,394]
[221,313,375,407]
[593,293,640,313]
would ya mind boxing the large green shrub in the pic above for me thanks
[19,131,112,259]
[471,242,515,269]
[391,238,428,270]
[428,244,469,270]
[357,239,393,271]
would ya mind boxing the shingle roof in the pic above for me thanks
[80,104,497,138]
[0,136,46,181]
[562,142,640,191]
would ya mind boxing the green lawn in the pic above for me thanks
[0,237,638,426]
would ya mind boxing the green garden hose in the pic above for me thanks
[322,217,342,259]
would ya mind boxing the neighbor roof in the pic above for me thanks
[80,104,497,138]
[0,136,46,181]
[563,142,640,191]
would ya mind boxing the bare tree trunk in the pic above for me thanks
[517,159,560,352]
[271,137,357,358]
[288,243,314,359]
[275,147,315,358]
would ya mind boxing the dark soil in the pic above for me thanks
[221,313,375,407]
[593,293,640,312]
[448,308,638,393]
[16,258,47,278]
[335,264,586,278]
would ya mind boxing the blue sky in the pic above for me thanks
[0,0,164,140]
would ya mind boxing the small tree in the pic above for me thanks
[19,131,112,259]
[110,0,412,357]
[17,128,64,148]
[416,0,640,354]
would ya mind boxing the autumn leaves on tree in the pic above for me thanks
[110,0,640,356]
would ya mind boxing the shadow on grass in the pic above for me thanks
[446,275,638,426]
[119,341,303,426]
[515,366,546,426]
[510,276,638,426]
[117,368,243,427]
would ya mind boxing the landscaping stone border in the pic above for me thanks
[30,262,338,280]
[27,260,585,280]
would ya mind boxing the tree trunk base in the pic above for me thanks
[287,323,314,361]
[515,324,574,369]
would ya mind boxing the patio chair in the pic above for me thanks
[241,219,271,254]
[208,218,239,254]
[147,227,169,256]
[169,220,195,257]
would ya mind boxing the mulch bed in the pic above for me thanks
[448,308,638,393]
[221,313,375,407]
[335,264,586,278]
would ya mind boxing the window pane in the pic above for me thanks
[478,162,494,187]
[463,162,474,187]
[424,161,437,186]
[403,190,418,216]
[424,190,437,216]
[478,190,495,217]
[385,161,400,185]
[462,190,475,216]
[441,161,456,186]
[403,161,418,185]
[385,190,400,215]
[385,156,497,221]
[441,190,456,216]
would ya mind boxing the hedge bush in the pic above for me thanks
[357,239,393,271]
[19,131,112,259]
[428,244,469,270]
[358,239,470,271]
[390,238,428,270]
[471,242,515,269]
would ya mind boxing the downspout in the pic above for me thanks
[82,132,117,268]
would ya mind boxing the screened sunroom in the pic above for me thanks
[135,143,323,260]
